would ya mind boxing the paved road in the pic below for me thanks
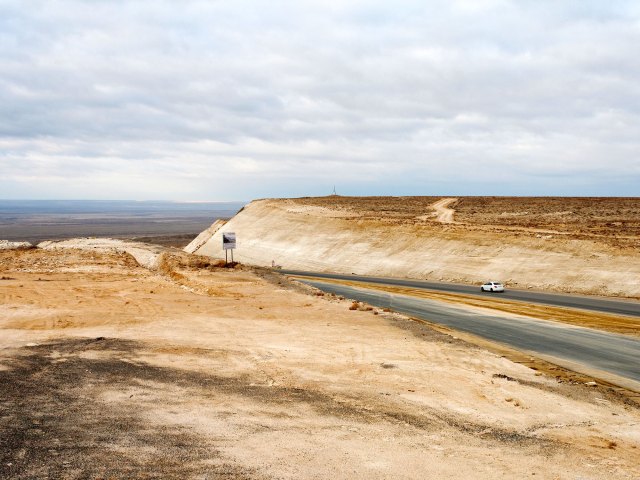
[281,270,640,318]
[302,280,640,390]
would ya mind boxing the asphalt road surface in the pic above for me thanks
[281,270,640,318]
[301,280,640,390]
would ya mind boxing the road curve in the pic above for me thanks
[280,270,640,318]
[301,280,640,391]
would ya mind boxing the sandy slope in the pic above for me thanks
[1,244,639,479]
[192,197,640,298]
[184,219,227,253]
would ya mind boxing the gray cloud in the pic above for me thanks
[1,0,639,199]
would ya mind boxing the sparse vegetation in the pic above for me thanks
[292,195,640,248]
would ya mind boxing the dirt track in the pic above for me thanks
[431,198,457,223]
[1,245,640,479]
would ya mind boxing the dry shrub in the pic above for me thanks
[160,253,230,273]
[183,256,227,269]
[188,257,216,268]
[157,254,188,284]
[349,301,359,310]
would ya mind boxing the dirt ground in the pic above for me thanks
[1,245,639,479]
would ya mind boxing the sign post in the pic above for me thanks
[222,232,236,265]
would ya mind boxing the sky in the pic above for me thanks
[1,0,639,200]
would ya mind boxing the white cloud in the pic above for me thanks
[1,0,639,199]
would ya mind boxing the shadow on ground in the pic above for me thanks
[0,337,554,479]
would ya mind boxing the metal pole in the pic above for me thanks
[231,249,234,263]
[225,250,228,265]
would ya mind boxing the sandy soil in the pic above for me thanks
[193,196,640,298]
[1,244,639,479]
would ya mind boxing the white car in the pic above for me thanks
[481,282,505,293]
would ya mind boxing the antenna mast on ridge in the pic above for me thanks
[332,185,337,196]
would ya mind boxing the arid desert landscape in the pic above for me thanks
[1,196,640,479]
[5,0,640,477]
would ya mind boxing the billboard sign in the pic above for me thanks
[222,232,236,250]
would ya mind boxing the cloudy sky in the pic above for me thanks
[1,0,639,200]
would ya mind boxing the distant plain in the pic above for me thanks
[0,200,245,247]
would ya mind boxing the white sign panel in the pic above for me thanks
[222,232,236,250]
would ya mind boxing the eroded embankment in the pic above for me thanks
[190,198,640,298]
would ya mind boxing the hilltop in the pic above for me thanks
[188,196,640,298]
